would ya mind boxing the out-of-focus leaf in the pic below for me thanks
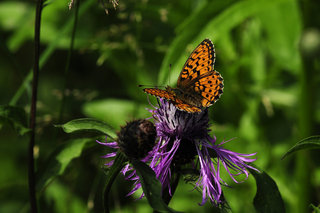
[9,0,95,105]
[239,100,259,141]
[310,204,320,213]
[258,0,302,73]
[44,181,87,213]
[158,0,235,85]
[249,167,285,213]
[282,136,320,160]
[82,99,149,130]
[36,138,92,191]
[131,159,180,213]
[159,0,288,85]
[0,2,31,31]
[0,105,30,135]
[56,118,117,139]
[263,89,297,107]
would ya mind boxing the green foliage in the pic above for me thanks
[249,167,285,213]
[83,99,149,130]
[36,138,92,191]
[57,118,117,139]
[0,105,30,135]
[131,159,179,213]
[0,0,319,212]
[282,136,320,159]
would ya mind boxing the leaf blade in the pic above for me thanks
[56,118,117,139]
[36,138,92,191]
[0,105,30,135]
[131,159,180,213]
[249,167,285,213]
[282,135,320,159]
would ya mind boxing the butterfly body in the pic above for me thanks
[143,39,223,113]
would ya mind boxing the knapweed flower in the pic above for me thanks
[97,119,156,196]
[148,99,257,205]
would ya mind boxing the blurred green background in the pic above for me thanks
[0,0,319,212]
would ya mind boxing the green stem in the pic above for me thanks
[58,0,80,122]
[162,172,180,205]
[103,152,127,213]
[28,0,44,212]
[295,1,318,212]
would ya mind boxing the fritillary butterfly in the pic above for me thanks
[143,39,224,113]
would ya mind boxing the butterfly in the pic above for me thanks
[143,39,224,113]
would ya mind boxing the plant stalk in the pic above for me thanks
[58,0,80,122]
[28,0,44,212]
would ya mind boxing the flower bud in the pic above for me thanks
[117,119,156,159]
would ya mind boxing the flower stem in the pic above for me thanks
[28,0,44,212]
[103,152,127,213]
[162,172,180,205]
[295,7,318,210]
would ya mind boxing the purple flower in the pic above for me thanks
[148,99,257,205]
[97,100,258,206]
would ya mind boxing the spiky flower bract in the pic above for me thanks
[97,119,156,196]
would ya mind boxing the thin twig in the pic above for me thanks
[28,0,44,212]
[58,0,80,122]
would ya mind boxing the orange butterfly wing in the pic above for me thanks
[143,88,175,102]
[177,39,223,107]
[143,88,201,113]
[143,39,223,113]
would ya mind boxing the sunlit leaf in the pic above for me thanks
[83,99,149,130]
[282,136,320,160]
[0,105,30,135]
[258,0,302,73]
[249,167,285,213]
[36,138,92,191]
[131,159,180,213]
[0,2,31,31]
[56,118,117,139]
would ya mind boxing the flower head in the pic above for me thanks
[148,99,257,205]
[97,119,156,196]
[98,99,258,205]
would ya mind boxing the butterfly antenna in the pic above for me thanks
[168,64,172,85]
[138,84,165,89]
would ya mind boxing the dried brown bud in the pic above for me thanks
[117,119,156,159]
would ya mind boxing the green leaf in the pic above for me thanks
[0,105,30,135]
[310,204,320,213]
[45,181,87,213]
[282,136,320,159]
[82,99,149,130]
[131,159,180,213]
[258,0,302,73]
[0,2,31,31]
[249,167,285,213]
[56,118,117,140]
[159,0,288,85]
[36,138,92,191]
